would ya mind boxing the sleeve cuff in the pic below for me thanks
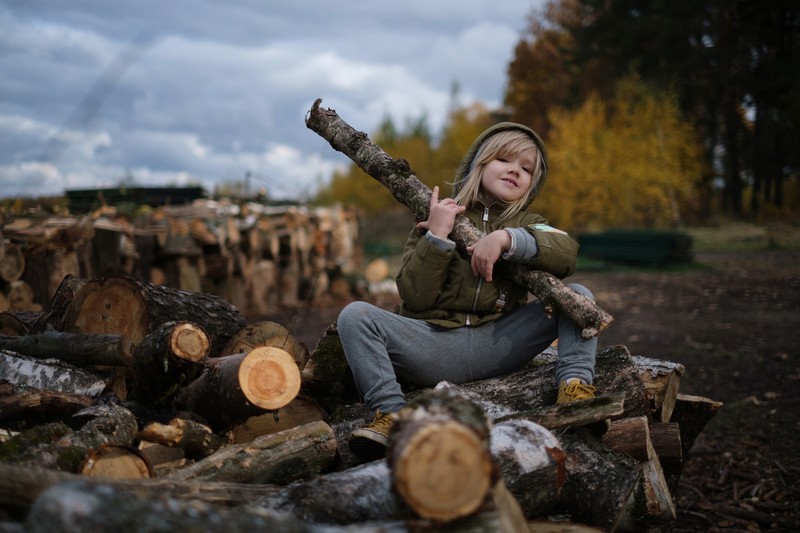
[502,227,538,262]
[425,231,457,252]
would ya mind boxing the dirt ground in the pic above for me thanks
[267,247,800,532]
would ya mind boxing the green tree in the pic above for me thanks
[563,0,799,218]
[537,75,706,230]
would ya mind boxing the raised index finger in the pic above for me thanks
[430,186,439,208]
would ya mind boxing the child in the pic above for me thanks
[338,122,597,457]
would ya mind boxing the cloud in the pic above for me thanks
[0,1,542,200]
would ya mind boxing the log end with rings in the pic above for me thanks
[238,346,302,411]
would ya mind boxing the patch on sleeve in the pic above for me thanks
[529,223,568,235]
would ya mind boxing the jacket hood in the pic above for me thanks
[452,122,548,210]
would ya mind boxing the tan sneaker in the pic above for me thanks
[557,378,597,404]
[349,410,397,458]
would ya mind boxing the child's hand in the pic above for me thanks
[467,230,511,282]
[416,186,465,239]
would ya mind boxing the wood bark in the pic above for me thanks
[387,389,496,522]
[0,350,118,397]
[229,392,328,444]
[305,98,613,339]
[416,345,651,424]
[669,393,723,458]
[0,330,133,367]
[20,477,528,533]
[490,419,565,518]
[61,273,247,355]
[0,403,138,472]
[174,346,302,430]
[0,310,42,335]
[633,355,684,423]
[137,417,228,459]
[0,388,92,424]
[221,320,309,371]
[166,420,336,485]
[0,462,283,512]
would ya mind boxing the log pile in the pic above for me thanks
[0,270,721,531]
[0,102,722,531]
[0,200,361,318]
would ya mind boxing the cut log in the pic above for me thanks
[78,442,153,479]
[220,320,309,371]
[230,392,328,444]
[0,388,92,424]
[648,422,683,474]
[0,310,40,335]
[0,350,120,397]
[553,429,643,531]
[303,321,361,407]
[0,403,138,472]
[5,280,35,311]
[633,355,684,422]
[29,274,87,333]
[0,241,24,283]
[421,345,650,424]
[305,98,613,339]
[490,419,565,518]
[174,346,302,430]
[669,393,723,457]
[0,330,133,367]
[387,389,496,522]
[137,440,186,472]
[166,420,336,485]
[137,417,228,459]
[601,416,652,462]
[60,273,247,355]
[128,321,210,407]
[496,391,625,432]
[0,462,283,514]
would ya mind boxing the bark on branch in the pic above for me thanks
[305,98,613,338]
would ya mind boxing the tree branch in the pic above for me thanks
[305,98,613,338]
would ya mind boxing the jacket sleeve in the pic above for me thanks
[505,215,579,278]
[395,230,455,311]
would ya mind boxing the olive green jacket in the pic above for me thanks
[394,122,579,328]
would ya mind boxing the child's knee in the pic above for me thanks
[337,300,371,328]
[567,283,594,301]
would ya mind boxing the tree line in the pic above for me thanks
[316,0,799,230]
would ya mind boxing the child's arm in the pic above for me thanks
[503,218,579,279]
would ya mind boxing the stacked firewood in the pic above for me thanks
[0,200,361,318]
[0,271,721,531]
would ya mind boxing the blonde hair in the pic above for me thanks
[452,130,544,221]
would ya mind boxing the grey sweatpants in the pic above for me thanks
[337,283,597,413]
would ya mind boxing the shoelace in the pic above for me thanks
[564,382,597,398]
[371,412,395,431]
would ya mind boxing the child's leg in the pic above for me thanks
[463,283,597,385]
[553,283,597,385]
[338,301,478,413]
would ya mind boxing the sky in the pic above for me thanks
[1,0,544,201]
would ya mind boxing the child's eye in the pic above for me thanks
[497,157,508,163]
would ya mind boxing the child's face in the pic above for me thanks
[480,148,537,204]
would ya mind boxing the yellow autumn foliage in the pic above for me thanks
[536,76,706,231]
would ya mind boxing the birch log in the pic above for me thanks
[305,98,613,339]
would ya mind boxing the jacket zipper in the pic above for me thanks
[467,206,490,326]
